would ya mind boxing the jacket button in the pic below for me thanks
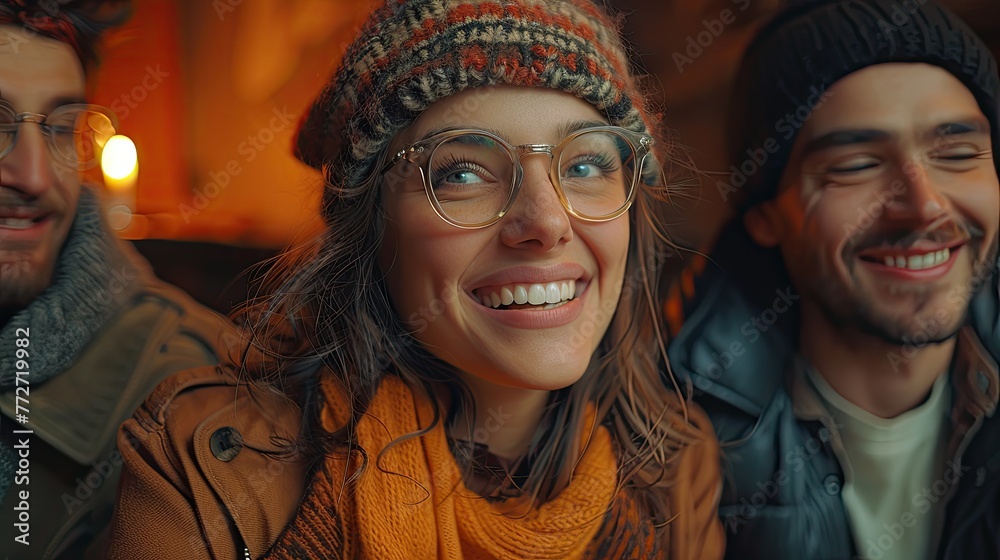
[210,427,243,462]
[824,474,842,495]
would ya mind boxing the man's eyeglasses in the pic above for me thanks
[0,103,119,170]
[381,126,653,229]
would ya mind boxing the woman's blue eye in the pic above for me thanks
[431,155,497,189]
[564,154,617,179]
[443,170,484,184]
[566,163,599,178]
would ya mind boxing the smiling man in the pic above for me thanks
[666,1,1000,559]
[0,2,232,558]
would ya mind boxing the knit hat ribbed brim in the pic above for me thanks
[295,0,655,207]
[729,0,1000,212]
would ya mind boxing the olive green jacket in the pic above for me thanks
[0,275,234,559]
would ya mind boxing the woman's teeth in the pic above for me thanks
[477,280,577,309]
[881,248,950,271]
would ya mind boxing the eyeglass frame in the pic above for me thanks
[0,102,120,169]
[379,125,654,229]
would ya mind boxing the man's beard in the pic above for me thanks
[816,280,964,346]
[0,189,55,313]
[798,221,996,347]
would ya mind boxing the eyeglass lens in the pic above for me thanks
[427,130,638,225]
[0,105,118,169]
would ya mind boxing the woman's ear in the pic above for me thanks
[743,201,784,248]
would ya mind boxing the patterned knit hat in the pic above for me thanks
[295,0,656,206]
[729,0,1000,212]
[0,0,131,68]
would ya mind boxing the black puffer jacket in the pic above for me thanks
[666,221,1000,560]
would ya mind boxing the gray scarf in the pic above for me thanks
[0,187,144,388]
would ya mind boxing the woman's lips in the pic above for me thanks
[468,281,588,329]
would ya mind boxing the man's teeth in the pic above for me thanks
[479,280,577,309]
[881,248,950,271]
[0,218,34,230]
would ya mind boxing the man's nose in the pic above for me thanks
[0,124,61,198]
[884,159,950,225]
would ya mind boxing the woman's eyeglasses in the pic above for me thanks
[381,126,653,229]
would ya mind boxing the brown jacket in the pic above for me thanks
[108,366,725,559]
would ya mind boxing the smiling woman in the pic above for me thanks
[108,1,725,558]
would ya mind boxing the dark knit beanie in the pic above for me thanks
[295,0,657,215]
[727,0,1000,212]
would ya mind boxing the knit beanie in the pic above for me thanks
[0,0,131,68]
[295,0,657,214]
[727,0,1000,212]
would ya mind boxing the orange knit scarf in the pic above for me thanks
[262,375,635,559]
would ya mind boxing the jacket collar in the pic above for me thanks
[950,327,1000,420]
[0,273,160,465]
[667,222,801,420]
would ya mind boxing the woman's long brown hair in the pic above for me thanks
[234,21,704,551]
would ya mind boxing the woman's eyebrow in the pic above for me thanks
[416,125,504,141]
[415,119,609,145]
[556,119,609,138]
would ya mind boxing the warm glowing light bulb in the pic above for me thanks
[101,135,138,182]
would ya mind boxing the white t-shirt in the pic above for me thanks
[806,369,951,560]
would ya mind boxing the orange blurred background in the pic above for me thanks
[90,0,380,248]
[89,0,1000,251]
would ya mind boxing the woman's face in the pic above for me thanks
[379,85,631,392]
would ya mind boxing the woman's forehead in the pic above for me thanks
[403,85,608,145]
